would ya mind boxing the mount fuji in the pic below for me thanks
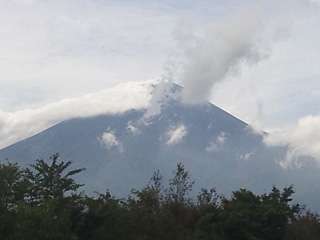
[0,80,319,211]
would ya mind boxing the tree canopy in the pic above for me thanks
[0,156,319,240]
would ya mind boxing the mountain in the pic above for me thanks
[0,81,319,211]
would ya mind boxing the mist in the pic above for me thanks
[170,6,267,105]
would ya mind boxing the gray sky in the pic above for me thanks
[1,0,320,166]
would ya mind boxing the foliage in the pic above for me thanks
[0,154,85,240]
[285,211,320,240]
[25,153,85,202]
[167,162,195,204]
[0,156,319,240]
[0,161,28,210]
[218,187,299,240]
[0,161,29,240]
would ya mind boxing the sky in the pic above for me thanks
[1,0,320,166]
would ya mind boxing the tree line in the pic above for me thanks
[1,153,320,240]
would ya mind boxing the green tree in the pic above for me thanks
[0,161,29,240]
[219,186,299,240]
[0,161,28,210]
[25,153,85,202]
[167,163,194,204]
[155,164,197,240]
[124,171,164,240]
[15,199,75,240]
[14,153,85,240]
[285,211,320,240]
[194,188,223,240]
[77,191,124,240]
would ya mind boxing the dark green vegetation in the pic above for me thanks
[1,154,320,240]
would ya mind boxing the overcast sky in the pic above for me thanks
[1,0,320,165]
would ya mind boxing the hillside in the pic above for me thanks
[0,81,319,211]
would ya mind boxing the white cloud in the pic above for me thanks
[126,121,139,134]
[1,0,320,161]
[239,152,254,161]
[217,132,226,144]
[141,80,176,123]
[100,132,119,149]
[309,0,320,4]
[0,0,175,110]
[206,132,226,152]
[166,125,187,145]
[170,5,268,105]
[264,114,320,167]
[206,142,218,153]
[99,130,124,152]
[0,80,157,149]
[209,1,320,131]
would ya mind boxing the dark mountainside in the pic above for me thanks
[0,84,319,211]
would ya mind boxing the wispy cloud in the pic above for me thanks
[310,0,320,4]
[126,121,139,134]
[1,0,320,156]
[170,5,268,105]
[209,1,320,131]
[0,80,156,149]
[206,132,226,152]
[239,152,254,161]
[264,115,320,167]
[166,125,187,145]
[141,80,176,123]
[0,0,175,110]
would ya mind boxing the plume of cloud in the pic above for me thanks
[140,79,179,123]
[172,6,267,104]
[264,114,320,168]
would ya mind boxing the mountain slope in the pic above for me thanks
[0,82,319,210]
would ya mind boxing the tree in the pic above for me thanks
[156,164,197,240]
[194,188,222,240]
[25,153,85,202]
[77,191,124,240]
[123,171,164,240]
[15,199,75,240]
[285,211,320,240]
[218,186,300,240]
[0,161,28,210]
[0,161,29,240]
[167,163,194,204]
[14,153,86,240]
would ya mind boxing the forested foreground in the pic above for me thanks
[1,154,320,240]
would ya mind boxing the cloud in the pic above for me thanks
[0,0,176,110]
[126,121,139,134]
[309,0,320,4]
[166,125,187,145]
[141,80,176,123]
[99,131,122,151]
[0,80,157,149]
[239,152,254,161]
[1,0,320,160]
[170,5,268,104]
[206,132,226,152]
[264,114,320,167]
[204,1,320,134]
[100,132,119,148]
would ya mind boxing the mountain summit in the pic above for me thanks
[0,80,319,210]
